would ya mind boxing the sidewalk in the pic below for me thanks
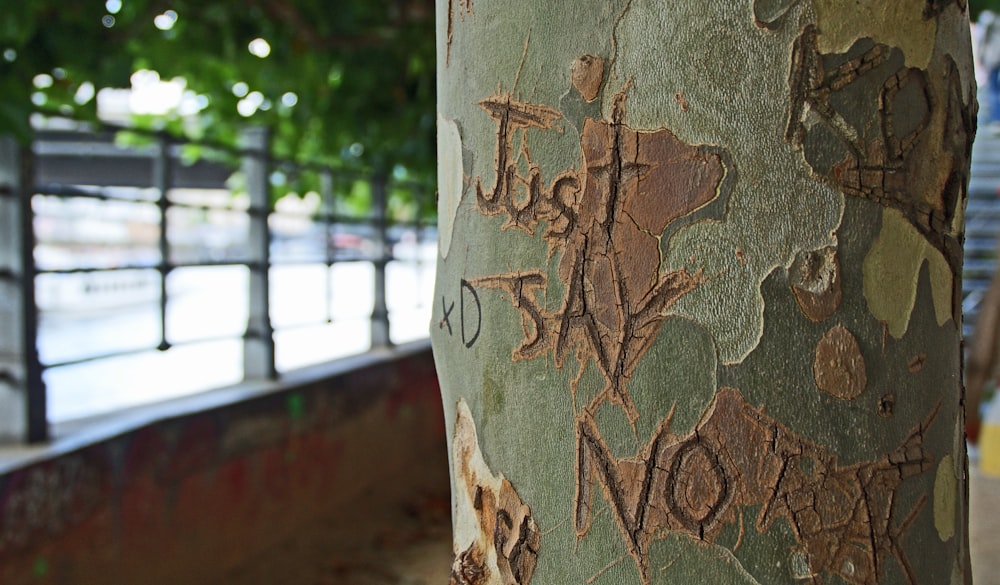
[972,467,1000,585]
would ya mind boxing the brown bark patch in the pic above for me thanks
[789,246,842,322]
[908,353,927,372]
[574,387,939,585]
[813,324,868,400]
[571,54,604,102]
[878,392,896,418]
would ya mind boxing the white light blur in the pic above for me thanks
[33,73,53,89]
[74,82,96,105]
[248,38,271,58]
[154,10,178,31]
[237,91,265,117]
[128,70,185,115]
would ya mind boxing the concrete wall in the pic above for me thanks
[0,344,447,585]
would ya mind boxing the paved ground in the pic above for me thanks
[971,468,1000,585]
[214,463,998,585]
[207,482,453,585]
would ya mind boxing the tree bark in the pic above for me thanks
[431,2,976,584]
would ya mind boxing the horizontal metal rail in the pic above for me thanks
[0,121,435,443]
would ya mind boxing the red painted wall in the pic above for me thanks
[0,348,447,585]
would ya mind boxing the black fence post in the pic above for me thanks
[0,136,46,443]
[370,174,391,349]
[242,127,277,380]
[153,134,173,352]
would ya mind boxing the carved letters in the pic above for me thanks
[470,88,726,423]
[451,400,540,585]
[445,7,964,582]
[574,388,939,585]
[785,25,974,274]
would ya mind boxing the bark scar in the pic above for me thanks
[451,400,541,585]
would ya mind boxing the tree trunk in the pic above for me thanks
[431,2,976,584]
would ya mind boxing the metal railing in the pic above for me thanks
[0,124,435,444]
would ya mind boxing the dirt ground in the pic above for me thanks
[215,467,1000,585]
[208,481,453,585]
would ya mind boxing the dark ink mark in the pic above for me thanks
[575,387,939,585]
[461,278,482,348]
[441,296,455,335]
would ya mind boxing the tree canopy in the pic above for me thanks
[0,1,436,185]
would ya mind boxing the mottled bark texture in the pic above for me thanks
[432,2,975,584]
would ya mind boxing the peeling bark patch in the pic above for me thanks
[471,88,726,422]
[438,115,465,259]
[811,0,937,69]
[571,55,604,103]
[863,208,956,338]
[574,388,939,585]
[752,0,801,30]
[878,393,895,418]
[813,324,867,400]
[451,400,540,585]
[933,455,956,542]
[789,246,842,322]
[785,26,972,277]
[908,354,927,372]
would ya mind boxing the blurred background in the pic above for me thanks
[0,0,438,424]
